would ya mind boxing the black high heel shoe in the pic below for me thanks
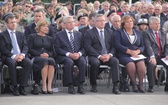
[138,85,145,93]
[132,85,138,93]
[47,91,53,94]
[42,90,47,94]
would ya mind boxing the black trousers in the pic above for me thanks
[146,57,168,87]
[57,56,87,86]
[89,56,120,86]
[4,57,32,86]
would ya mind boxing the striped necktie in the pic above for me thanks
[69,32,75,52]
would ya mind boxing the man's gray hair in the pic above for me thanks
[94,14,104,22]
[62,16,74,23]
[111,15,121,22]
[149,16,160,24]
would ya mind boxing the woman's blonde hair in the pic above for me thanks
[35,19,49,33]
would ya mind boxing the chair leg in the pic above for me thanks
[107,69,111,88]
[0,72,1,94]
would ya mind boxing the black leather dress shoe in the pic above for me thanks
[90,85,97,92]
[13,86,20,96]
[77,85,85,94]
[31,84,39,95]
[113,83,121,94]
[68,85,76,94]
[164,84,168,91]
[19,86,27,95]
[148,86,154,92]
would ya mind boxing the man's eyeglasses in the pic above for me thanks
[25,5,31,8]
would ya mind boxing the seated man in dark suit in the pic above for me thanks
[143,16,168,92]
[54,16,87,94]
[84,14,120,94]
[0,13,32,96]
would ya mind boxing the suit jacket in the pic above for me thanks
[79,25,90,35]
[98,10,105,14]
[114,29,144,58]
[152,13,167,27]
[84,27,116,58]
[141,13,151,20]
[24,22,54,40]
[105,22,111,29]
[54,30,85,57]
[120,11,135,19]
[142,28,168,57]
[0,30,28,62]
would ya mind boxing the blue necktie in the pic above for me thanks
[10,32,19,54]
[69,32,75,52]
[100,30,107,54]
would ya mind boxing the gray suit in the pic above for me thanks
[143,28,168,86]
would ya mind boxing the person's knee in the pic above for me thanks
[90,59,100,67]
[65,58,74,66]
[8,59,17,67]
[109,57,119,65]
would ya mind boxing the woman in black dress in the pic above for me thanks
[29,19,55,94]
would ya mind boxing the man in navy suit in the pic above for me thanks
[0,13,31,96]
[54,16,87,94]
[84,14,120,94]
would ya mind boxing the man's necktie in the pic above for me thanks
[100,30,107,54]
[10,32,19,54]
[69,32,75,52]
[155,31,162,57]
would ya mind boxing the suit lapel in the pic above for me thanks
[93,28,101,43]
[149,29,158,46]
[4,30,12,45]
[158,31,164,49]
[63,30,73,49]
[104,29,108,48]
[73,31,77,48]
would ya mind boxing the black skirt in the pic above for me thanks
[32,57,56,72]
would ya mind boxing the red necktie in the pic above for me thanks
[155,31,162,57]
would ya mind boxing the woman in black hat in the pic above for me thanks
[137,18,148,31]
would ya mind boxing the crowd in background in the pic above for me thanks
[0,0,168,96]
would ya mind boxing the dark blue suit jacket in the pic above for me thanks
[54,30,85,57]
[0,30,28,61]
[120,11,135,19]
[114,29,144,58]
[84,27,116,58]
